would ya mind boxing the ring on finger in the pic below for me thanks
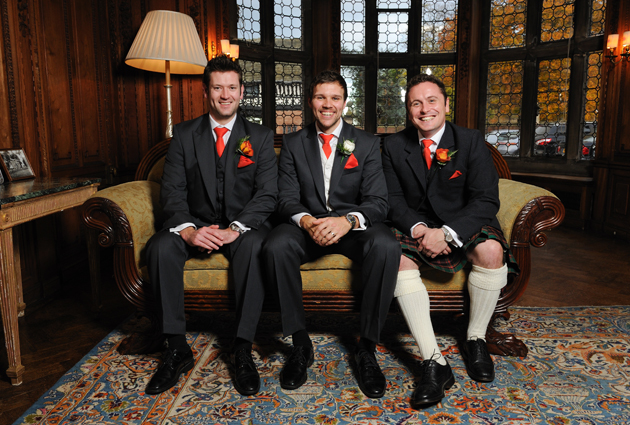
[331,232,336,237]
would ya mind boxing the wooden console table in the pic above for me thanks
[0,178,100,385]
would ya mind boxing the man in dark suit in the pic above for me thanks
[262,71,400,398]
[144,55,278,396]
[382,74,519,407]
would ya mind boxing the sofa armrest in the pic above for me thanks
[494,178,565,315]
[82,181,162,312]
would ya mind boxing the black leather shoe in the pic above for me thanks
[461,339,495,382]
[232,348,260,395]
[280,345,314,390]
[411,359,455,407]
[145,347,194,395]
[354,347,386,398]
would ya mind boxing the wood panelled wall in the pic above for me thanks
[592,0,630,238]
[0,0,228,306]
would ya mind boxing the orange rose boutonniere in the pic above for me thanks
[236,136,255,168]
[435,148,457,167]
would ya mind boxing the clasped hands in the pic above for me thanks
[301,215,353,247]
[180,225,240,253]
[412,225,451,258]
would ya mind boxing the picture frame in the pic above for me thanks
[0,148,36,181]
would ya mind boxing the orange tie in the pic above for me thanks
[321,134,333,159]
[422,139,433,169]
[214,127,228,157]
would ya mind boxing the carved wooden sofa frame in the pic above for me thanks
[82,138,564,357]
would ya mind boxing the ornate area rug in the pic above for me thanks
[14,306,630,424]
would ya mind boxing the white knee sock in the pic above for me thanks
[467,264,508,341]
[395,270,446,365]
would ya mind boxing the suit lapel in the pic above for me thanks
[193,115,219,211]
[224,116,245,201]
[429,124,456,181]
[329,123,351,196]
[303,124,327,206]
[404,127,427,191]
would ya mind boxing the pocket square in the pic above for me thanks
[449,170,462,180]
[237,156,255,168]
[344,153,358,169]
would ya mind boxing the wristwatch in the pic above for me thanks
[345,214,357,229]
[441,226,454,243]
[229,223,244,234]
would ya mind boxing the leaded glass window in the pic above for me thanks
[240,60,263,124]
[485,61,523,157]
[541,0,574,43]
[275,0,303,50]
[275,62,304,134]
[341,66,365,129]
[341,0,365,54]
[489,0,526,50]
[421,0,458,53]
[580,52,602,160]
[377,69,407,133]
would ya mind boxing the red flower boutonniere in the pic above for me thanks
[235,136,255,168]
[435,148,457,167]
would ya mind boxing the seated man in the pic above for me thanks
[144,55,278,396]
[262,70,400,398]
[382,73,519,407]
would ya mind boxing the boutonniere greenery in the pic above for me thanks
[337,138,355,163]
[435,148,457,167]
[235,135,253,157]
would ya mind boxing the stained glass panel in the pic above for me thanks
[421,0,458,53]
[377,68,407,133]
[489,0,527,50]
[240,60,263,125]
[236,0,261,44]
[274,0,303,50]
[485,61,523,157]
[535,58,571,157]
[541,0,574,42]
[341,0,365,54]
[275,62,303,134]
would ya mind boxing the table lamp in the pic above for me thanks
[125,10,208,138]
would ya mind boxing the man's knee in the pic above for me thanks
[467,239,503,269]
[146,231,184,259]
[399,254,419,271]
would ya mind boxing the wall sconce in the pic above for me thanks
[219,39,239,60]
[221,39,231,56]
[606,31,630,64]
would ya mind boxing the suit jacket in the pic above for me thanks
[277,121,388,225]
[382,121,500,242]
[160,113,278,230]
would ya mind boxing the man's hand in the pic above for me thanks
[412,225,451,258]
[301,216,352,247]
[180,225,240,253]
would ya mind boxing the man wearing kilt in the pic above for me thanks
[382,73,519,407]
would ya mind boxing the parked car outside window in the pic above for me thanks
[486,129,520,156]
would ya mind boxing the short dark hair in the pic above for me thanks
[203,54,243,87]
[405,73,448,105]
[309,70,348,101]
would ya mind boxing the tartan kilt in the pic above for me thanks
[392,225,520,277]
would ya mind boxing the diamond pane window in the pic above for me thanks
[377,68,407,134]
[377,0,411,8]
[341,0,365,54]
[421,0,458,53]
[580,52,602,160]
[541,0,574,43]
[489,0,527,50]
[485,61,524,157]
[274,0,302,50]
[535,58,571,157]
[275,62,303,134]
[236,0,261,43]
[589,0,606,36]
[378,12,409,53]
[240,60,263,124]
[421,65,456,122]
[341,66,365,129]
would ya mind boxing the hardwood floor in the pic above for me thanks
[1,225,629,425]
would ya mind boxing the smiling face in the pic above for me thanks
[407,81,450,139]
[204,71,244,125]
[308,82,347,134]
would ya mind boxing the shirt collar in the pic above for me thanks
[316,120,344,140]
[209,114,237,134]
[417,123,446,147]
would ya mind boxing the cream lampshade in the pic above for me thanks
[125,10,208,138]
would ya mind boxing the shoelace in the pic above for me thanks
[358,351,380,372]
[234,350,254,368]
[288,347,310,366]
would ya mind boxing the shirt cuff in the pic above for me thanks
[230,221,251,233]
[292,213,311,227]
[169,223,196,235]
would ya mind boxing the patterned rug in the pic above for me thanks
[13,306,630,424]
